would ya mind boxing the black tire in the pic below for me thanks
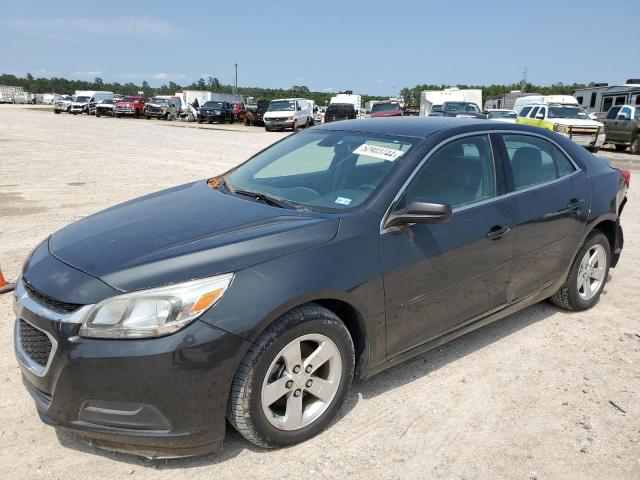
[292,120,297,132]
[54,110,61,114]
[587,147,599,153]
[95,111,101,118]
[115,114,121,118]
[614,144,627,152]
[227,304,355,449]
[265,126,271,132]
[630,135,640,155]
[549,231,610,311]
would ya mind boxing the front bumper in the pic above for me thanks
[264,119,294,129]
[199,112,226,122]
[13,278,251,458]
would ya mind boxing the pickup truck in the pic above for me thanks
[604,105,640,154]
[115,95,147,118]
[432,102,486,119]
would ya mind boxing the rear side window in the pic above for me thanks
[603,97,613,112]
[519,106,532,117]
[404,135,495,208]
[615,96,626,106]
[590,92,597,108]
[551,144,576,177]
[502,135,556,190]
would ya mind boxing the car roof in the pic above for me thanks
[313,116,494,138]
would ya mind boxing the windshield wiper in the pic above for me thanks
[231,188,290,209]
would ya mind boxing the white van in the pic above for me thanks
[263,98,313,131]
[70,90,114,115]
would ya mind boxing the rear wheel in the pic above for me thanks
[630,135,640,155]
[550,231,610,311]
[614,144,628,152]
[227,304,354,448]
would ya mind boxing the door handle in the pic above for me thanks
[486,225,511,241]
[567,199,585,211]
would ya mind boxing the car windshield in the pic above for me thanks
[100,99,115,104]
[488,111,517,119]
[150,98,168,104]
[431,105,443,112]
[548,106,589,119]
[371,103,399,113]
[75,96,90,102]
[203,101,224,108]
[223,131,419,212]
[122,96,139,102]
[445,102,479,112]
[268,100,295,111]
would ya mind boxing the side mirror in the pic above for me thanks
[384,199,452,228]
[535,112,545,120]
[297,106,302,111]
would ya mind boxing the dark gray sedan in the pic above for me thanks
[14,117,628,458]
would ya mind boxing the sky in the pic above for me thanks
[1,0,636,96]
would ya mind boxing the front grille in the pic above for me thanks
[23,281,82,313]
[18,319,52,367]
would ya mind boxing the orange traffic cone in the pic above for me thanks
[0,267,15,294]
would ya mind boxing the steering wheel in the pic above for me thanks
[357,184,377,193]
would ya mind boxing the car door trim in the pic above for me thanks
[380,129,582,233]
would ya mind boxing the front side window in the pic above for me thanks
[403,135,495,209]
[225,131,418,211]
[529,107,540,118]
[502,135,557,189]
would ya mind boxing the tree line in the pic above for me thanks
[1,73,592,107]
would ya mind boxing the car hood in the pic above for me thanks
[551,118,604,127]
[49,180,339,292]
[370,110,402,117]
[146,102,167,108]
[264,111,293,119]
[116,101,139,107]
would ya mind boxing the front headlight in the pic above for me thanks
[554,124,569,134]
[287,116,294,121]
[79,273,233,339]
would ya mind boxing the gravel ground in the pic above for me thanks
[0,105,639,480]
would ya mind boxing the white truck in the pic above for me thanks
[263,98,313,131]
[330,93,362,116]
[419,88,483,116]
[70,90,114,114]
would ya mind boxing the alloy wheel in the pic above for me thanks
[577,244,606,300]
[261,333,342,431]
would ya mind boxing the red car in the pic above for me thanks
[229,101,246,121]
[115,95,147,118]
[370,100,403,118]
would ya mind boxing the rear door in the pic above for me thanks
[381,133,514,356]
[497,133,589,301]
[617,106,634,143]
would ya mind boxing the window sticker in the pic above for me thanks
[353,144,405,161]
[334,196,353,206]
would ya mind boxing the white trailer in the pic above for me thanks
[419,88,483,116]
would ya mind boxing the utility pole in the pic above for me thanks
[520,67,528,93]
[234,63,238,94]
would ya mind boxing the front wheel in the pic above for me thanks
[614,144,627,152]
[227,304,354,449]
[550,231,610,311]
[292,120,297,132]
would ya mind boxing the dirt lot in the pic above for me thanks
[1,105,639,480]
